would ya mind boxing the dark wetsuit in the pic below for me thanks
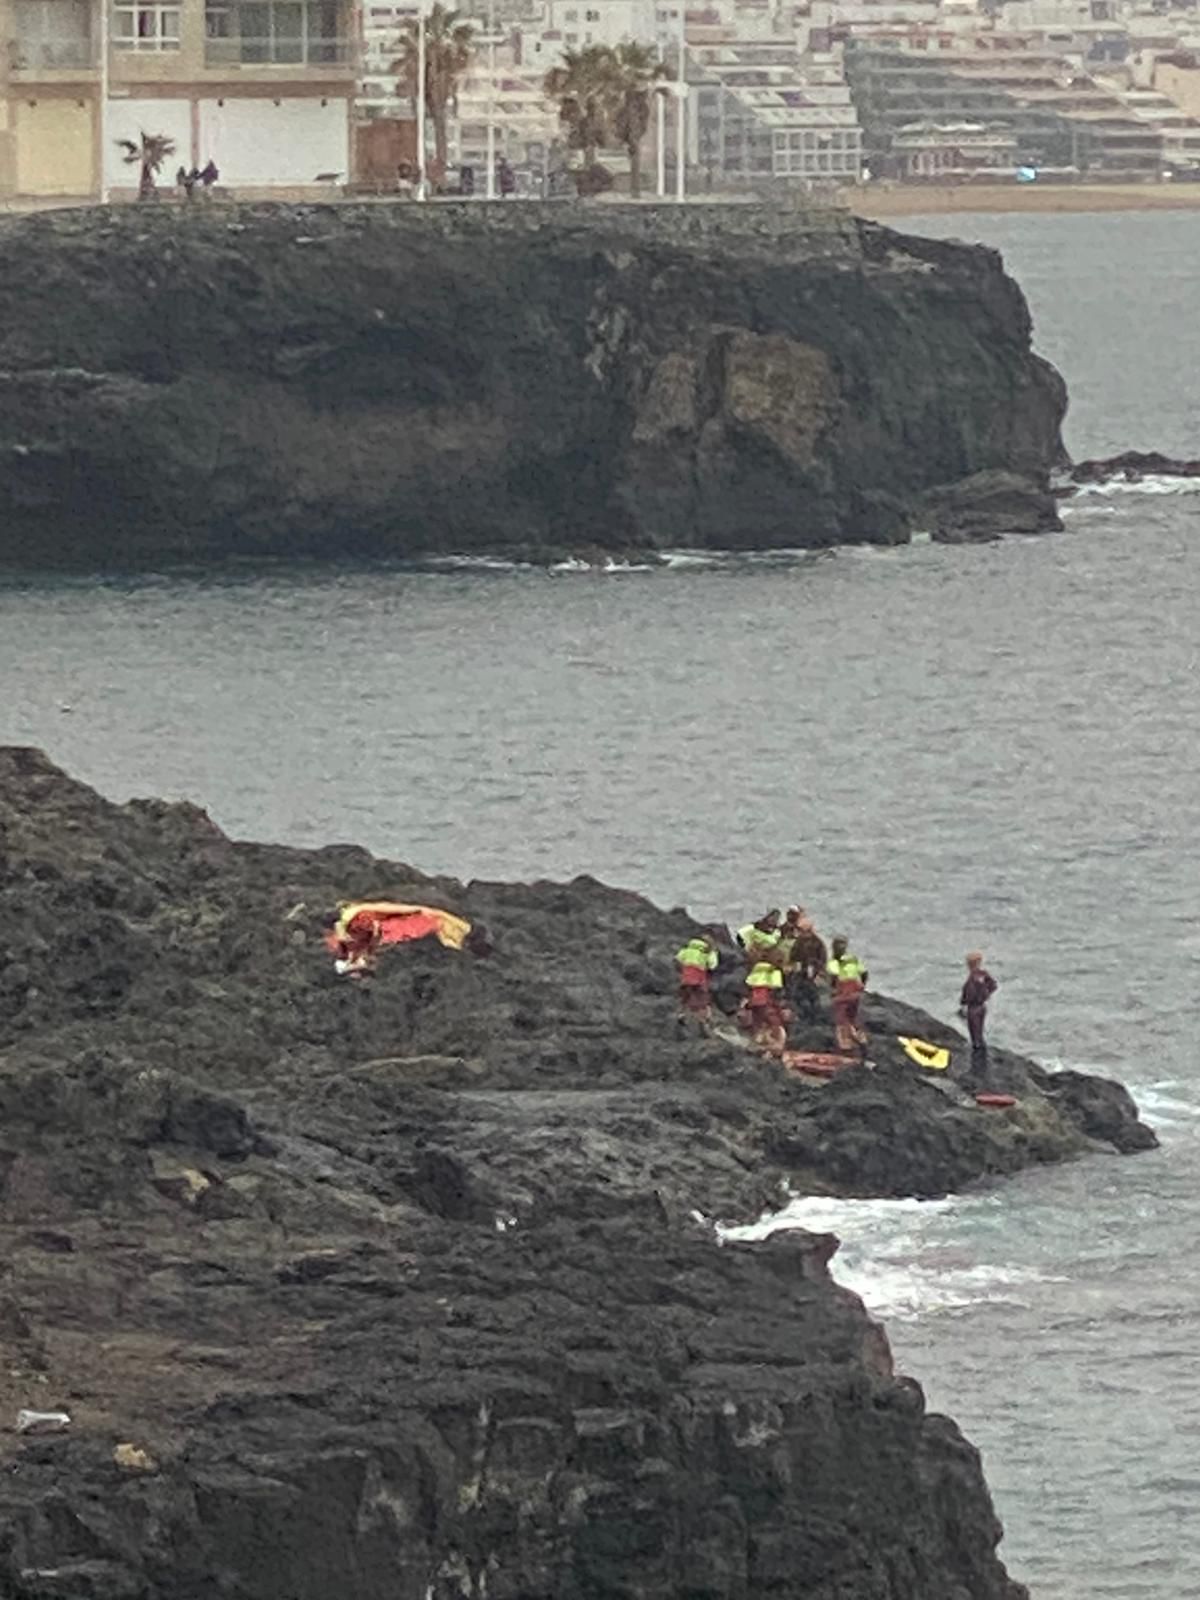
[961,969,997,1051]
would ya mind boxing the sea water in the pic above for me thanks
[2,209,1199,1598]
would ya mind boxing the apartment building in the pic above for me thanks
[691,43,862,181]
[890,116,1017,173]
[0,0,356,199]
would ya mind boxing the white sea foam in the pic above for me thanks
[719,1193,956,1244]
[421,554,532,572]
[718,1194,1065,1320]
[1067,475,1200,499]
[1128,1081,1200,1129]
[548,557,658,574]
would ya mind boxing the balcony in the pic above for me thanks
[9,0,95,76]
[205,3,352,68]
[8,37,96,69]
[204,34,352,64]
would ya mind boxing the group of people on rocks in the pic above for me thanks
[675,909,997,1065]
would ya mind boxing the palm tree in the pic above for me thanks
[394,4,474,185]
[545,45,616,173]
[608,41,664,198]
[117,132,176,200]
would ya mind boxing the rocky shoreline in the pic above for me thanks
[0,202,1067,570]
[0,748,1155,1598]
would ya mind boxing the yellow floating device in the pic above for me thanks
[898,1036,950,1071]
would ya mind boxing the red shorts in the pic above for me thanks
[678,966,710,987]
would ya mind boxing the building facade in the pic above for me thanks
[691,44,862,183]
[1,0,356,199]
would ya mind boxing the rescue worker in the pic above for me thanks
[333,907,383,979]
[785,913,828,1023]
[776,907,805,958]
[675,932,719,1033]
[743,951,789,1058]
[827,936,868,1055]
[736,909,782,962]
[959,951,998,1066]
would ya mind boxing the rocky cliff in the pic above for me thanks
[0,203,1066,569]
[0,749,1153,1599]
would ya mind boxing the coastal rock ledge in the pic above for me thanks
[0,749,1153,1599]
[0,203,1066,568]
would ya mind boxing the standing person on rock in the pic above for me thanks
[960,951,998,1070]
[827,936,868,1056]
[743,951,790,1058]
[675,932,719,1034]
[737,909,781,962]
[781,910,827,1024]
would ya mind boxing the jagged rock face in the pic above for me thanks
[0,749,1153,1598]
[0,205,1066,568]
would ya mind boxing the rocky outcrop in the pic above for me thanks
[918,469,1062,542]
[1068,450,1200,485]
[0,203,1066,569]
[0,749,1154,1598]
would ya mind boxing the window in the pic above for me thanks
[563,6,577,17]
[205,1,342,64]
[12,0,93,67]
[113,1,180,49]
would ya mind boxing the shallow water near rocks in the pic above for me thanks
[3,211,1200,1597]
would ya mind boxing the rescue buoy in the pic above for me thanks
[975,1092,1018,1109]
[783,1051,855,1078]
[898,1036,950,1071]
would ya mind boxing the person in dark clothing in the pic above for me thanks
[781,911,827,1023]
[960,951,997,1064]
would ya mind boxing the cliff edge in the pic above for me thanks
[0,203,1066,568]
[0,749,1153,1599]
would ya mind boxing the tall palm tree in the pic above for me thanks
[545,45,616,172]
[394,5,475,184]
[608,41,664,198]
[117,132,176,200]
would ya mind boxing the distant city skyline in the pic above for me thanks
[2,0,1199,198]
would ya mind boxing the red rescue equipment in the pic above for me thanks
[783,1051,856,1078]
[975,1092,1018,1109]
[326,901,472,955]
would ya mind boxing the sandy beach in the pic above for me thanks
[843,181,1200,216]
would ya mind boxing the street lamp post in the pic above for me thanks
[485,0,496,199]
[99,0,110,202]
[675,1,685,202]
[416,2,427,200]
[656,84,666,198]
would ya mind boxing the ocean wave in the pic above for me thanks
[718,1193,956,1244]
[1126,1081,1200,1128]
[548,557,658,573]
[1066,475,1200,499]
[718,1193,1065,1320]
[1059,501,1118,519]
[419,554,534,572]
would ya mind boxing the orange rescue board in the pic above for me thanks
[783,1051,856,1079]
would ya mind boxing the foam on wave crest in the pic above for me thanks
[719,1194,1066,1321]
[1068,475,1200,499]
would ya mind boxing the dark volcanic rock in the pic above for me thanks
[919,468,1062,542]
[0,750,1155,1598]
[1070,450,1200,484]
[0,203,1066,568]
